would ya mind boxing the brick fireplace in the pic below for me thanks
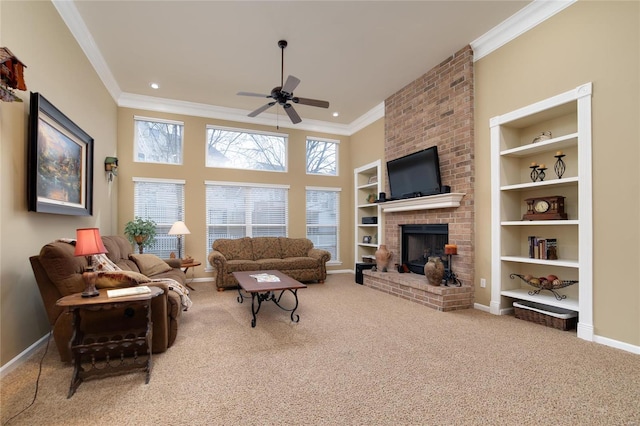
[363,45,475,311]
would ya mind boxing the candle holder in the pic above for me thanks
[529,165,539,182]
[443,253,462,287]
[537,167,547,182]
[554,154,566,179]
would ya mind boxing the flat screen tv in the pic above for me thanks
[386,146,442,199]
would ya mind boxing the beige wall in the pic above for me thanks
[0,1,118,365]
[117,109,353,275]
[474,1,639,345]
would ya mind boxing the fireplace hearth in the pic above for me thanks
[400,224,448,275]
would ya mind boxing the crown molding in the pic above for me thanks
[118,93,353,135]
[349,102,385,134]
[471,0,577,61]
[52,0,121,101]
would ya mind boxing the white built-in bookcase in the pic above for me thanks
[489,83,593,341]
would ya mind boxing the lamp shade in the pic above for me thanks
[168,221,191,235]
[74,228,108,256]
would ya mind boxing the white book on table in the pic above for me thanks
[107,286,152,298]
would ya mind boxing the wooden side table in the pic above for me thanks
[181,260,201,290]
[56,286,163,398]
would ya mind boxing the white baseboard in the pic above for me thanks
[474,302,639,354]
[593,335,640,355]
[0,332,50,379]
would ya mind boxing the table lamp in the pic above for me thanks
[74,228,108,297]
[168,221,190,260]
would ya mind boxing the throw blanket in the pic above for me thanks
[55,239,193,311]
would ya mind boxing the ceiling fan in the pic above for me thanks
[237,40,330,124]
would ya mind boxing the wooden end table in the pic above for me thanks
[56,286,163,398]
[181,260,201,290]
[233,270,307,327]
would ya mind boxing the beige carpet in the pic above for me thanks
[2,273,639,425]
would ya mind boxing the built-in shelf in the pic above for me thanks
[501,256,578,268]
[355,160,382,267]
[379,193,465,213]
[501,289,579,312]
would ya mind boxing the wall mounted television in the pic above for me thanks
[386,146,443,199]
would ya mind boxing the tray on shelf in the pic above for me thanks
[510,273,578,301]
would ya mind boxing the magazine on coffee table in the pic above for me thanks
[249,273,281,283]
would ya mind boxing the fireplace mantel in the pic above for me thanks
[379,193,465,213]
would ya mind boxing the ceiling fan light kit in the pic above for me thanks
[238,40,329,124]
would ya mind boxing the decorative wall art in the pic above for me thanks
[28,92,94,215]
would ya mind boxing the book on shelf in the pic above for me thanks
[528,237,558,260]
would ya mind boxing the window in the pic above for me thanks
[134,117,184,164]
[133,178,185,258]
[205,182,289,258]
[306,137,338,176]
[306,187,340,262]
[206,125,287,172]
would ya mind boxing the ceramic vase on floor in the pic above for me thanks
[424,256,445,286]
[375,245,392,272]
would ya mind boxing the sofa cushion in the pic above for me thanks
[213,237,254,261]
[225,259,261,273]
[102,235,139,271]
[279,237,312,258]
[129,254,173,276]
[39,242,86,296]
[255,257,319,270]
[251,237,282,260]
[95,270,151,289]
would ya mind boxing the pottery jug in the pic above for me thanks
[424,256,445,286]
[375,245,392,272]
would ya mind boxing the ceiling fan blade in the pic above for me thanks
[248,102,276,117]
[283,104,302,124]
[292,97,330,109]
[281,75,301,95]
[238,91,271,98]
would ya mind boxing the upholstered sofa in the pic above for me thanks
[30,235,187,362]
[208,237,331,291]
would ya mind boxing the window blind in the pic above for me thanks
[306,187,340,261]
[205,182,289,258]
[133,178,185,257]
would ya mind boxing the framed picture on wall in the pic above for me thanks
[27,92,94,216]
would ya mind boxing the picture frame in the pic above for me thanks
[27,92,94,216]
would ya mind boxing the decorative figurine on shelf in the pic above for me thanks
[366,193,376,203]
[531,131,552,143]
[530,163,539,182]
[537,163,547,181]
[554,151,566,179]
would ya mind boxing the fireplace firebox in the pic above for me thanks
[400,224,448,275]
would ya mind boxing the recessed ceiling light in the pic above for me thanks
[332,112,339,117]
[150,83,159,89]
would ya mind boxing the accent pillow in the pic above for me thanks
[95,270,151,289]
[129,254,173,276]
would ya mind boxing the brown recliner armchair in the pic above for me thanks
[30,236,186,362]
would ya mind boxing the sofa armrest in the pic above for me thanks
[208,250,228,287]
[308,248,331,263]
[163,258,182,269]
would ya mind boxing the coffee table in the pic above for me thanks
[233,270,307,327]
